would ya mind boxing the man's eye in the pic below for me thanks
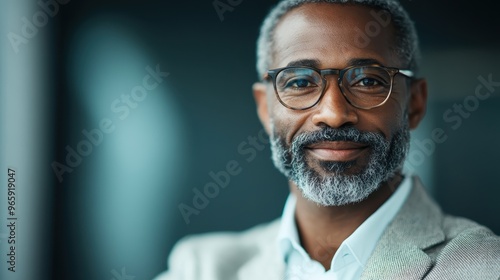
[285,78,315,89]
[356,78,380,87]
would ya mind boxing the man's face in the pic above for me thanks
[254,3,427,206]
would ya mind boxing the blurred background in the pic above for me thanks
[1,0,499,279]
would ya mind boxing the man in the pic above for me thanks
[155,0,500,279]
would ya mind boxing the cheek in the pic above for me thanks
[269,102,310,144]
[362,102,406,139]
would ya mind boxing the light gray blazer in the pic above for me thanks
[155,177,500,280]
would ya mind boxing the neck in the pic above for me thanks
[291,172,403,270]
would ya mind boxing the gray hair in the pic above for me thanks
[256,0,420,79]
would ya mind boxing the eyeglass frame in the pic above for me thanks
[263,64,414,110]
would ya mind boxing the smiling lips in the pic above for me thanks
[306,141,369,161]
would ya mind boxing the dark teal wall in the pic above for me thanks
[9,0,497,279]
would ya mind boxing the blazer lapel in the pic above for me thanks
[360,176,446,280]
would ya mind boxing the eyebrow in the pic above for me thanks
[347,58,384,67]
[286,59,321,68]
[284,58,385,68]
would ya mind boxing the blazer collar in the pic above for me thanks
[360,176,446,279]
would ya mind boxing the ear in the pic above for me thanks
[252,82,272,135]
[407,78,428,129]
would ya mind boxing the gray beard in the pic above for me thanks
[270,124,410,206]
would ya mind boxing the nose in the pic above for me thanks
[311,79,359,128]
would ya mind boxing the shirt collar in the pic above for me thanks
[276,175,413,271]
[277,194,308,262]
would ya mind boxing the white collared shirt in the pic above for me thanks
[277,175,412,280]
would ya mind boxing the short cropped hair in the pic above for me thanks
[256,0,420,79]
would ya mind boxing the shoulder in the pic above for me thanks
[171,219,280,262]
[178,218,281,250]
[425,214,500,279]
[366,176,500,279]
[155,219,281,280]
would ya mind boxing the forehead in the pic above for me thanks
[272,3,399,69]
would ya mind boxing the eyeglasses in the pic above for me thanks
[265,65,414,110]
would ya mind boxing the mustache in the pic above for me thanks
[291,126,386,150]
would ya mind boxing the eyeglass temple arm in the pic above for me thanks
[399,69,414,78]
